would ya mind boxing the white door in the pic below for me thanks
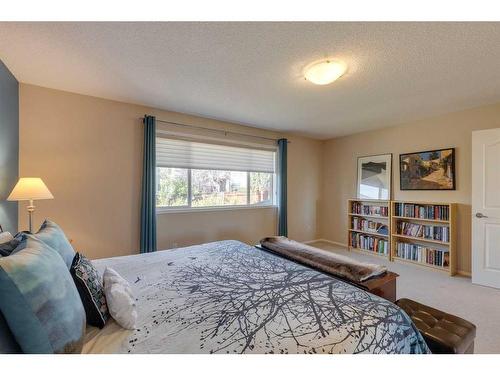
[472,128,500,288]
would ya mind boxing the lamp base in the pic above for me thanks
[27,199,35,234]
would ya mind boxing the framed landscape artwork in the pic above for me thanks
[400,148,456,190]
[356,154,392,200]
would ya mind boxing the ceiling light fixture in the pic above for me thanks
[304,59,347,85]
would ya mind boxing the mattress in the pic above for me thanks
[84,240,429,354]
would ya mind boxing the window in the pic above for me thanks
[156,167,188,207]
[192,169,247,207]
[156,137,276,210]
[250,172,273,205]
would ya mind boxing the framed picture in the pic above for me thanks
[399,148,456,190]
[356,154,392,200]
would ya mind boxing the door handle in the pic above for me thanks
[476,213,488,218]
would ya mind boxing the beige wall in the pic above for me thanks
[19,84,322,259]
[20,83,498,272]
[320,102,500,274]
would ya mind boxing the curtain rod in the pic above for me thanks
[153,118,287,143]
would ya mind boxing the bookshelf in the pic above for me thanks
[347,199,391,259]
[390,201,457,276]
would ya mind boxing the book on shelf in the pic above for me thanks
[351,202,388,217]
[350,232,389,255]
[351,217,388,234]
[394,203,449,221]
[395,242,449,268]
[396,222,449,242]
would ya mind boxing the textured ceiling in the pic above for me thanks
[1,22,500,139]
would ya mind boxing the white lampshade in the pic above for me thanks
[7,178,54,201]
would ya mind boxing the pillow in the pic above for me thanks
[103,267,137,330]
[0,312,21,354]
[0,235,86,353]
[34,220,75,268]
[70,253,109,328]
[0,231,24,258]
[0,238,21,257]
[0,231,14,243]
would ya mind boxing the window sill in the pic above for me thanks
[156,205,278,214]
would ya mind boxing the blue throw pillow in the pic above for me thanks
[34,220,75,268]
[0,312,21,354]
[0,235,86,353]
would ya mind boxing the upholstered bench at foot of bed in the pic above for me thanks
[395,298,476,354]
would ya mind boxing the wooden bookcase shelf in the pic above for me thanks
[348,213,390,219]
[347,199,457,276]
[392,233,450,245]
[391,200,457,276]
[392,216,449,224]
[348,229,389,238]
[347,199,391,259]
[392,256,450,273]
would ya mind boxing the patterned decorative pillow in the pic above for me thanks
[0,232,15,258]
[70,253,109,328]
[0,239,20,257]
[0,235,86,353]
[34,220,75,268]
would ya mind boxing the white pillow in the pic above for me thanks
[0,231,14,244]
[103,267,138,330]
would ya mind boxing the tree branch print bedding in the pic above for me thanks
[91,240,429,354]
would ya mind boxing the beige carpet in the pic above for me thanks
[309,240,500,354]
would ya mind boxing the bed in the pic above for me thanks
[84,240,429,354]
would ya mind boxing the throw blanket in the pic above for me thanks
[260,236,387,283]
[88,240,428,354]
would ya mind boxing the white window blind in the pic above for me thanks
[156,137,276,173]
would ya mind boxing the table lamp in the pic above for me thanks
[7,177,54,233]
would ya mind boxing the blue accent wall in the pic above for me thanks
[0,60,19,233]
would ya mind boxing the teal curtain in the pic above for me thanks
[140,115,157,253]
[277,138,288,237]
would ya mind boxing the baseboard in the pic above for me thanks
[303,239,348,248]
